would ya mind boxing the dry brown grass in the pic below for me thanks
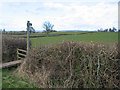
[17,41,120,88]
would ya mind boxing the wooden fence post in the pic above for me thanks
[17,48,18,60]
[27,21,31,55]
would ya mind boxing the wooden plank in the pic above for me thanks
[17,56,23,59]
[17,52,26,57]
[17,48,27,53]
[0,60,22,69]
[17,56,25,60]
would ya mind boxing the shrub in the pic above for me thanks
[3,31,27,35]
[17,41,120,88]
[2,36,30,62]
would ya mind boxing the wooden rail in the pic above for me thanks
[17,48,27,60]
[17,48,27,53]
[1,48,27,69]
[0,60,22,69]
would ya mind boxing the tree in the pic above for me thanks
[104,29,108,32]
[43,21,54,36]
[3,29,5,33]
[119,29,120,32]
[100,28,103,32]
[98,29,101,32]
[112,27,117,32]
[109,28,112,32]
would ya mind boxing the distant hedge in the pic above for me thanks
[3,31,27,35]
[2,36,29,62]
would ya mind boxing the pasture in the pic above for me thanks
[30,32,118,48]
[2,31,119,88]
[5,31,118,48]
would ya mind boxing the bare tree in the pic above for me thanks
[43,21,54,36]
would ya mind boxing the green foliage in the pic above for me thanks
[2,68,36,88]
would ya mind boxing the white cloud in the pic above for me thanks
[0,2,3,13]
[0,0,119,2]
[42,2,118,30]
[0,1,118,31]
[44,3,64,8]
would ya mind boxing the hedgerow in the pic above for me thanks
[17,41,120,88]
[2,36,29,62]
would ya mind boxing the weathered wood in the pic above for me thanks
[17,48,27,60]
[17,56,24,59]
[27,21,30,54]
[0,60,22,69]
[17,49,19,60]
[17,52,26,57]
[0,31,2,68]
[1,48,26,68]
[17,48,27,53]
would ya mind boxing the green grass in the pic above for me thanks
[6,31,89,37]
[2,31,118,88]
[31,32,118,48]
[2,68,36,88]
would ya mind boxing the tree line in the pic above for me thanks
[98,27,117,32]
[2,21,119,36]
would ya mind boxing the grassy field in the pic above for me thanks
[2,68,36,88]
[2,31,118,88]
[31,32,118,48]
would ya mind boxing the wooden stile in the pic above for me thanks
[17,48,27,60]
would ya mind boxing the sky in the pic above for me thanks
[0,0,119,31]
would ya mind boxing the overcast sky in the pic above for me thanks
[0,0,119,31]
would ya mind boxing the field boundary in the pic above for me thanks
[12,32,97,38]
